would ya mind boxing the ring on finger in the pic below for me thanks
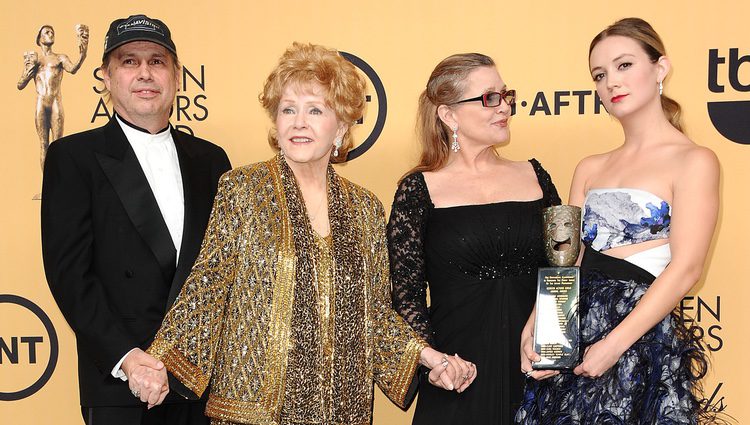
[131,389,140,398]
[524,370,534,378]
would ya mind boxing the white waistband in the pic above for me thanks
[623,243,671,277]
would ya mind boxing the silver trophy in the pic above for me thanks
[532,205,581,370]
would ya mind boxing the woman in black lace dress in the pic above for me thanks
[387,53,560,424]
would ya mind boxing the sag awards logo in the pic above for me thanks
[90,52,386,162]
[679,295,727,414]
[707,48,750,145]
[0,294,59,401]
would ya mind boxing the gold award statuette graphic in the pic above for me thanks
[17,23,88,199]
[533,205,582,371]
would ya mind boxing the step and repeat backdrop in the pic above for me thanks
[1,1,747,423]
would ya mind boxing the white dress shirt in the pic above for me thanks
[111,115,184,380]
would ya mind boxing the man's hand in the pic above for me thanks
[122,348,169,408]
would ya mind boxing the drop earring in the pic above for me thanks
[658,81,663,96]
[451,127,460,153]
[333,137,342,156]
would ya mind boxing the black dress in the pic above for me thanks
[387,159,560,425]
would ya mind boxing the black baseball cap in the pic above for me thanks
[103,14,176,59]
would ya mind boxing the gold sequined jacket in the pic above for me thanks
[148,155,426,424]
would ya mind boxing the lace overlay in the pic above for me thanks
[387,159,561,346]
[387,159,561,424]
[387,171,435,344]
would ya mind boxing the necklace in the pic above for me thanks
[306,186,327,222]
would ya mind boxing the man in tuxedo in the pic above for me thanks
[41,14,231,425]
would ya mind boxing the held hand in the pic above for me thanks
[420,347,454,390]
[122,348,169,407]
[520,322,558,381]
[573,338,623,378]
[452,353,477,393]
[420,347,477,392]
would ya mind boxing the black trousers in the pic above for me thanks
[81,402,209,425]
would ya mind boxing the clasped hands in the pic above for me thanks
[420,347,476,393]
[124,346,476,406]
[122,348,169,408]
[520,325,623,380]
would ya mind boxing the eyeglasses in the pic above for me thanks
[452,90,516,107]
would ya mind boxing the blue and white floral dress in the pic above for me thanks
[516,188,713,425]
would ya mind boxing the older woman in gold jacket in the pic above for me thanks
[142,43,476,425]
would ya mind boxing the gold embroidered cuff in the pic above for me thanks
[206,394,278,424]
[149,345,209,398]
[391,337,428,408]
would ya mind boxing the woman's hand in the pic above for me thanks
[520,316,558,381]
[420,347,477,392]
[573,337,624,378]
[122,348,170,408]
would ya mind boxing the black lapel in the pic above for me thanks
[166,128,211,308]
[95,118,177,283]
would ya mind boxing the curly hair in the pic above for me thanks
[259,42,367,163]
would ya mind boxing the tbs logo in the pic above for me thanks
[707,48,750,145]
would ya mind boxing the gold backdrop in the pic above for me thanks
[1,1,747,423]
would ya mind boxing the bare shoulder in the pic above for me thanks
[421,168,448,188]
[674,141,719,178]
[573,151,610,180]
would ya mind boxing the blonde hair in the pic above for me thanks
[590,17,683,132]
[259,42,367,163]
[408,53,495,176]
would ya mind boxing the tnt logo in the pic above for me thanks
[707,48,750,145]
[0,294,58,401]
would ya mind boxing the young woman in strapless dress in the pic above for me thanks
[517,18,722,424]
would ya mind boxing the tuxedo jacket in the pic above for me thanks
[41,117,231,407]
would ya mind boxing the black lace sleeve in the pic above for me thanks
[386,172,435,346]
[530,158,562,207]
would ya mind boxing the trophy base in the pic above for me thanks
[532,266,580,371]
